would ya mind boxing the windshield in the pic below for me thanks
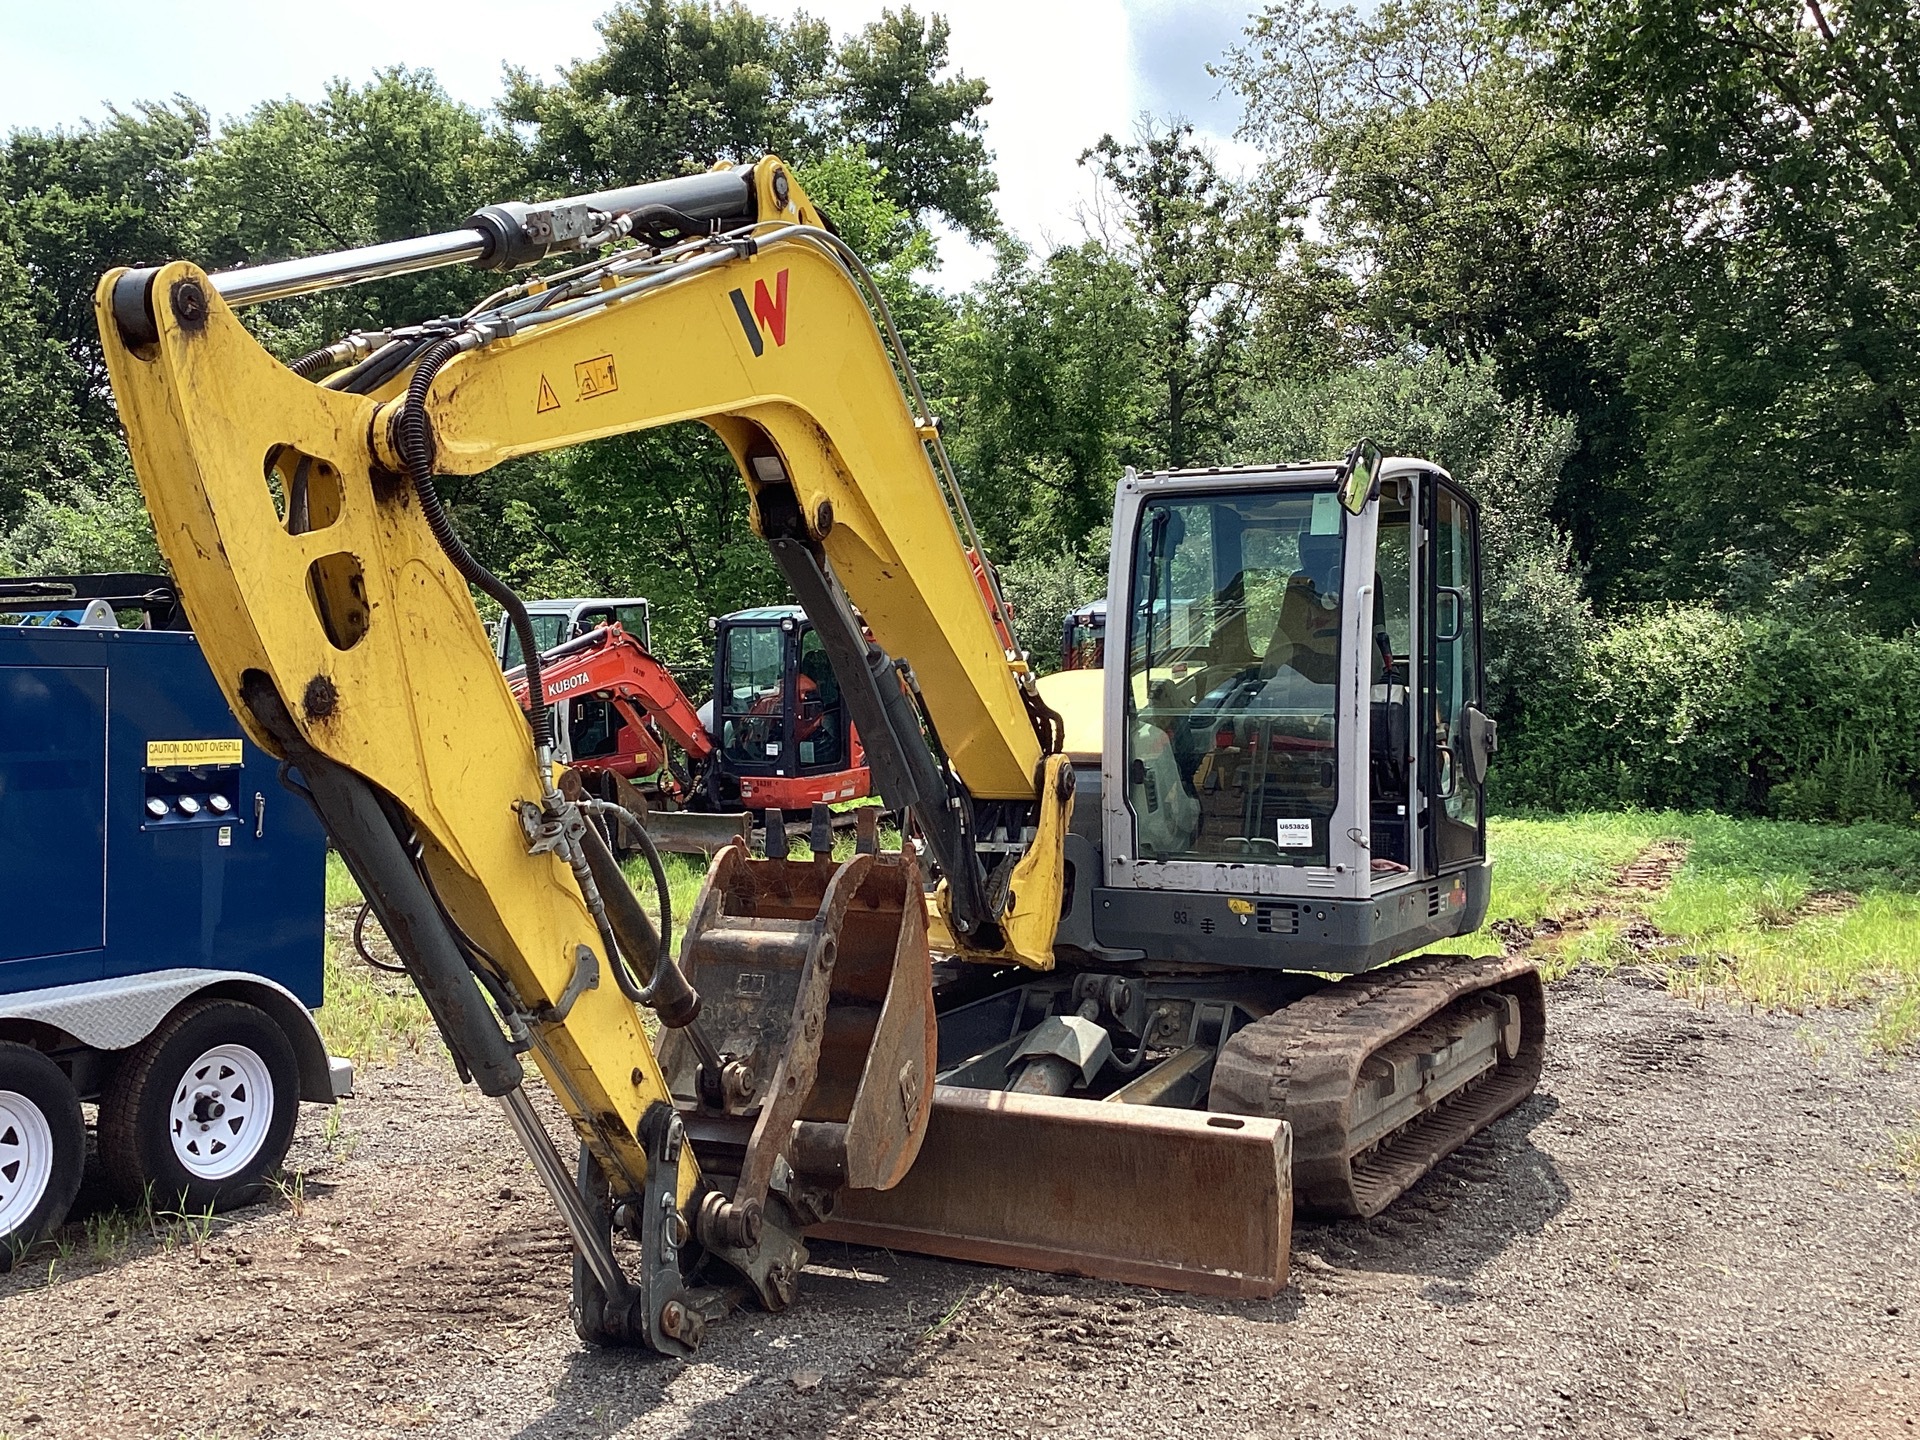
[720,624,786,766]
[1124,488,1345,866]
[502,612,569,670]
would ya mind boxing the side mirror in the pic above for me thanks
[1338,437,1384,515]
[1460,704,1497,787]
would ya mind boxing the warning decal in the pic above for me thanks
[147,738,243,767]
[574,354,618,401]
[536,375,561,413]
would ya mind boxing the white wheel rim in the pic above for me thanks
[169,1044,275,1182]
[0,1090,57,1238]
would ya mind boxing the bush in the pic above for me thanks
[999,535,1108,674]
[0,466,160,576]
[1497,606,1920,824]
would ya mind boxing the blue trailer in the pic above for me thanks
[0,575,345,1264]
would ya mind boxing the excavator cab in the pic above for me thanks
[1061,598,1106,670]
[1096,456,1494,948]
[708,606,868,814]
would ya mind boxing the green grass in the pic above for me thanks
[324,850,361,909]
[1471,811,1920,1053]
[318,850,439,1062]
[1635,815,1920,1050]
[317,937,439,1063]
[1483,812,1671,926]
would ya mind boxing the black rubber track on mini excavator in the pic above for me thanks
[1209,952,1547,1218]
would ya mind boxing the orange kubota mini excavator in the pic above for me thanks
[503,607,871,818]
[97,156,1542,1354]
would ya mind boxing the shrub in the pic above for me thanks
[1497,606,1920,824]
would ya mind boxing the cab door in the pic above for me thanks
[1422,478,1488,870]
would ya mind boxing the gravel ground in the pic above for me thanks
[2,971,1916,1439]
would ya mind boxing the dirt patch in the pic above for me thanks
[1794,890,1860,922]
[1614,839,1691,894]
[1763,1371,1920,1438]
[2,973,1915,1439]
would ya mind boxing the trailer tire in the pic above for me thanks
[99,999,300,1214]
[0,1043,85,1271]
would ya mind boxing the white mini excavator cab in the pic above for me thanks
[1082,447,1498,969]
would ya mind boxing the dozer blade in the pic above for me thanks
[812,1085,1292,1298]
[640,809,751,856]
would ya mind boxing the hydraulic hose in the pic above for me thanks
[396,335,554,753]
[288,347,335,379]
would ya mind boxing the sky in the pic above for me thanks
[0,0,1263,289]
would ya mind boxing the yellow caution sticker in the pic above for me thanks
[146,738,243,767]
[574,353,618,400]
[536,374,561,413]
[1227,897,1255,915]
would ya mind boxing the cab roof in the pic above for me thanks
[523,596,650,613]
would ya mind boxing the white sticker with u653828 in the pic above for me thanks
[1275,819,1314,848]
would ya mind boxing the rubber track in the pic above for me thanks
[1208,953,1546,1218]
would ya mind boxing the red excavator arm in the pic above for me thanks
[507,624,714,765]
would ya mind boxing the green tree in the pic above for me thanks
[0,220,107,528]
[828,8,996,239]
[502,1,995,236]
[1080,122,1292,469]
[0,100,207,425]
[1218,0,1640,593]
[1534,0,1920,628]
[187,69,521,359]
[941,239,1151,558]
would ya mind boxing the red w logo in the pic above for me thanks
[728,269,790,356]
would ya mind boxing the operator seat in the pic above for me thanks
[1259,533,1342,688]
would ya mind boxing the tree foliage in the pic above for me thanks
[1,0,1914,822]
[503,1,995,237]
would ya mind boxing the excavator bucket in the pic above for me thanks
[662,840,937,1214]
[811,1088,1292,1298]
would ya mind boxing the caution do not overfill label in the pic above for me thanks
[147,738,243,768]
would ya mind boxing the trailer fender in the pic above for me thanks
[0,968,349,1103]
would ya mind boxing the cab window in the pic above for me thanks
[1124,489,1345,866]
[720,625,785,766]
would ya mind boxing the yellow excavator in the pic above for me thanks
[96,157,1543,1353]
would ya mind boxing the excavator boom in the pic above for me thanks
[505,622,715,764]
